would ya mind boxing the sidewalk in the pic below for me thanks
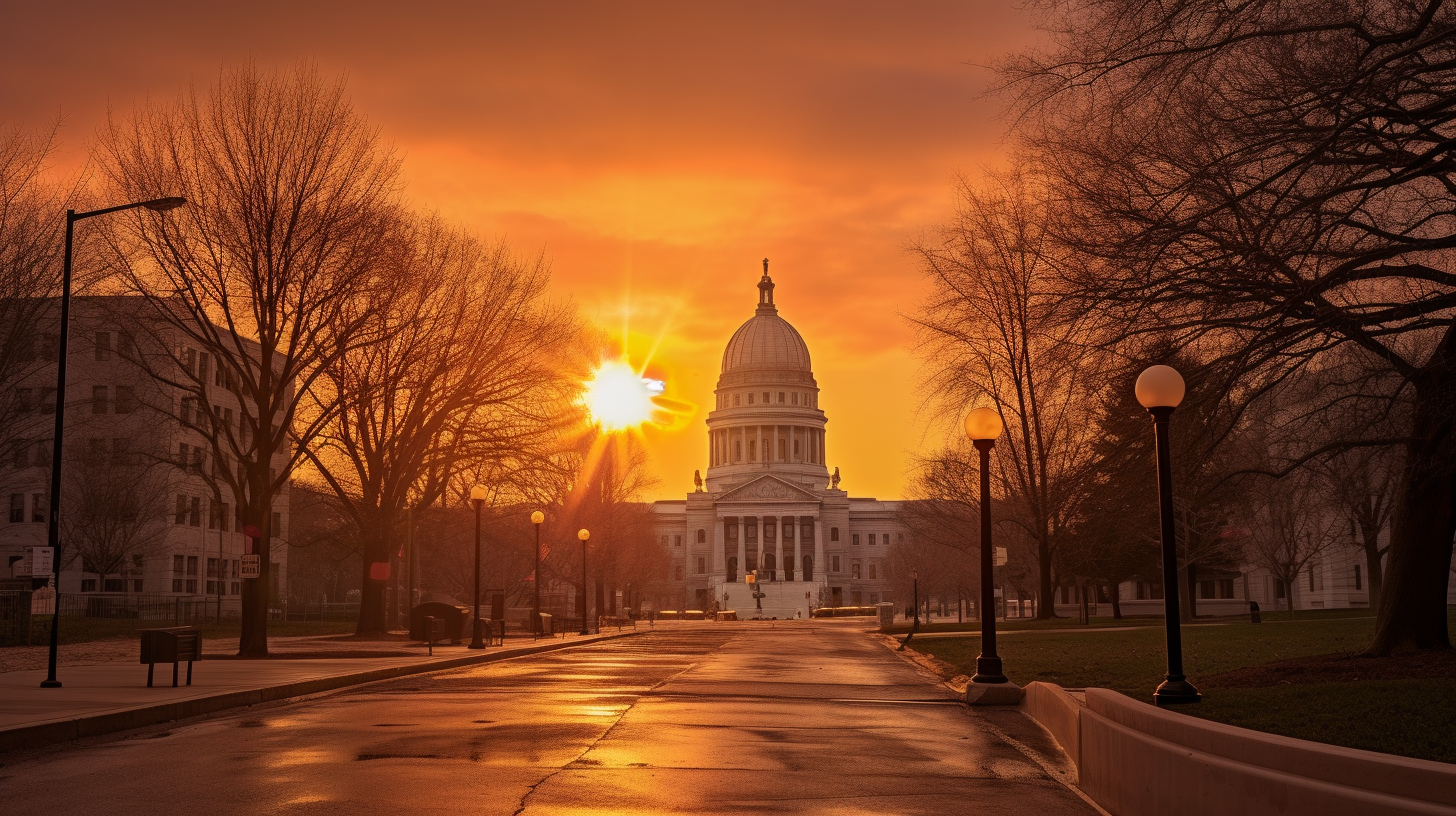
[0,631,638,753]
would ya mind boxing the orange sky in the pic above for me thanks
[1,1,1039,501]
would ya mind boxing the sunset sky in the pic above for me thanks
[1,1,1039,502]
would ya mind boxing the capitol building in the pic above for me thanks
[652,263,904,617]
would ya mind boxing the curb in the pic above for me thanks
[0,630,641,754]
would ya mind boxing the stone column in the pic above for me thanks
[812,516,824,583]
[776,516,786,582]
[736,516,747,580]
[713,516,726,576]
[793,516,802,582]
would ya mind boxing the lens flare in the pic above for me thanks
[582,359,660,432]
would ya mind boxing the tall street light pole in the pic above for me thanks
[41,196,186,690]
[577,529,590,635]
[531,511,544,635]
[469,485,487,649]
[1136,365,1201,705]
[966,406,1009,687]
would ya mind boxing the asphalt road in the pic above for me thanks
[0,621,1096,815]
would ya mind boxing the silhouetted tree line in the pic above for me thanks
[0,63,663,651]
[907,0,1454,655]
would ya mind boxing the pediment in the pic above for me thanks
[717,475,819,503]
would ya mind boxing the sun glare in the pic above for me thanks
[582,360,663,432]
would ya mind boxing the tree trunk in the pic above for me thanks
[1360,522,1385,615]
[1366,376,1456,655]
[1036,537,1055,618]
[1110,583,1122,620]
[356,522,392,636]
[238,494,272,657]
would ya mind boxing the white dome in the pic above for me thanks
[721,313,811,373]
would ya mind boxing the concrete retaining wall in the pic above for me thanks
[1021,682,1456,816]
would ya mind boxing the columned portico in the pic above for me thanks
[651,265,902,618]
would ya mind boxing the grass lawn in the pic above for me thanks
[911,608,1456,764]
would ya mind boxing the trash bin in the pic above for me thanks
[410,602,468,643]
[1249,600,1262,624]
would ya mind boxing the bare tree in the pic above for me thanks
[302,216,581,634]
[911,169,1101,617]
[1245,473,1342,617]
[1007,0,1456,652]
[59,446,174,593]
[0,122,66,496]
[94,63,405,656]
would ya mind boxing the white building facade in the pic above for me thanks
[652,265,905,618]
[1,297,288,610]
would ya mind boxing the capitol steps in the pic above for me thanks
[718,580,823,619]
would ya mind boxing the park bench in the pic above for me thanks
[139,626,202,687]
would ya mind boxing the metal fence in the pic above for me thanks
[0,591,303,646]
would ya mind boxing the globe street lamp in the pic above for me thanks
[577,528,590,635]
[531,511,545,635]
[1136,365,1201,705]
[965,406,1012,691]
[468,485,488,649]
[41,196,186,690]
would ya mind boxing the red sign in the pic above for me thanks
[369,561,391,581]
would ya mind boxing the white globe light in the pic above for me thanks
[470,484,488,501]
[531,511,545,525]
[1136,365,1186,409]
[964,406,1005,441]
[578,528,590,541]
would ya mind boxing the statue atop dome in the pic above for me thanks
[757,257,776,314]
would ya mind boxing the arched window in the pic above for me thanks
[696,528,706,543]
[830,527,840,542]
[802,554,813,581]
[734,440,742,461]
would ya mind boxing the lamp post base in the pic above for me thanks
[467,619,486,649]
[40,679,61,688]
[971,655,1007,685]
[1153,676,1202,705]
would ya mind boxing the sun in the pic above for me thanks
[581,359,664,433]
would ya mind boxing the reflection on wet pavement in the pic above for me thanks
[0,622,1093,815]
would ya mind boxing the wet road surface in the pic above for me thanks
[0,621,1095,815]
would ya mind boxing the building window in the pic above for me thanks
[869,563,877,579]
[869,533,877,546]
[81,579,97,592]
[186,579,197,594]
[783,520,793,541]
[696,557,706,574]
[114,386,136,414]
[778,439,786,460]
[1354,564,1362,590]
[696,528,706,543]
[792,393,798,405]
[187,555,198,576]
[747,392,754,405]
[133,579,144,593]
[172,578,184,593]
[94,331,112,361]
[831,555,841,573]
[31,493,45,523]
[734,440,742,461]
[851,561,861,579]
[92,385,108,414]
[745,523,757,543]
[190,497,202,527]
[762,392,769,403]
[8,494,22,523]
[231,581,241,595]
[175,494,188,525]
[733,394,740,406]
[830,527,839,542]
[852,534,860,546]
[778,392,785,403]
[674,535,682,547]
